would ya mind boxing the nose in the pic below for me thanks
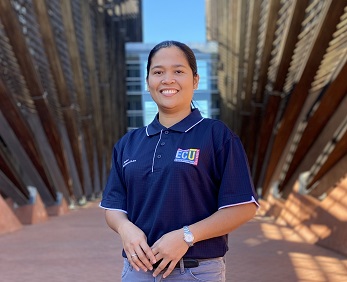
[161,76,175,84]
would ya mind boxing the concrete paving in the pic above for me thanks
[0,201,346,282]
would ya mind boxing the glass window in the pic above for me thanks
[197,60,207,90]
[128,115,143,128]
[211,61,218,76]
[127,95,142,110]
[211,93,220,109]
[126,63,141,78]
[126,79,142,91]
[211,78,218,90]
[144,101,158,125]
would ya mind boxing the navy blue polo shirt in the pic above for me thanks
[100,109,258,259]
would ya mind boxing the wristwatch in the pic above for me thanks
[183,226,194,247]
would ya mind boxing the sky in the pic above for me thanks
[142,0,206,44]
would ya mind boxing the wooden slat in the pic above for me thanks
[81,0,104,191]
[96,9,113,175]
[309,126,347,188]
[60,0,95,193]
[33,0,82,197]
[261,0,347,196]
[254,0,310,187]
[0,170,28,206]
[233,0,247,135]
[254,94,281,185]
[0,146,30,201]
[246,0,281,167]
[280,61,347,190]
[0,77,56,202]
[239,0,261,151]
[109,18,127,142]
[0,0,71,201]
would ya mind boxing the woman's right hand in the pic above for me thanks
[119,221,157,271]
[105,210,156,272]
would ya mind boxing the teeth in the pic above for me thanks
[162,89,177,94]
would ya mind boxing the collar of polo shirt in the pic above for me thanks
[146,108,204,136]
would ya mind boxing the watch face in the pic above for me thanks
[185,234,194,242]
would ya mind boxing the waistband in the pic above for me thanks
[153,257,224,269]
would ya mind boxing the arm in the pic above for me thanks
[151,202,257,278]
[105,210,156,271]
[190,202,257,243]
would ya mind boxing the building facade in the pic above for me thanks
[125,42,220,131]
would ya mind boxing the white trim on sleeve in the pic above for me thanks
[219,196,260,210]
[99,203,128,214]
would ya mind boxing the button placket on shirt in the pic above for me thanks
[153,130,169,169]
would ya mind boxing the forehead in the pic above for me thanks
[150,46,189,66]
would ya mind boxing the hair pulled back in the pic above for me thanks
[146,40,198,79]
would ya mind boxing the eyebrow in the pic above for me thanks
[151,64,188,70]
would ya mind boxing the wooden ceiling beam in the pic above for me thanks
[0,170,28,206]
[0,0,71,200]
[60,0,95,193]
[81,0,104,190]
[32,0,84,196]
[0,77,56,203]
[309,125,347,189]
[281,61,347,190]
[246,0,281,167]
[0,146,30,203]
[96,10,113,175]
[239,0,261,154]
[261,0,347,196]
[254,0,310,187]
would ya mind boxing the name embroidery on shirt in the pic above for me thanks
[123,159,136,167]
[174,148,200,166]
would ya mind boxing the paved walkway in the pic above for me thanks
[0,201,346,282]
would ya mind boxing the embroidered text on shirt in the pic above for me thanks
[123,159,137,167]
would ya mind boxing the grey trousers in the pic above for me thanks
[121,257,226,281]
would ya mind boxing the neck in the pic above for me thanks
[158,107,192,128]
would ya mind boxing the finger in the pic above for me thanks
[162,262,176,279]
[133,248,152,271]
[130,251,149,272]
[152,260,169,277]
[140,243,157,265]
[126,253,140,271]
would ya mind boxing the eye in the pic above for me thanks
[175,70,184,74]
[153,70,163,75]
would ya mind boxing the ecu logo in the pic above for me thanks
[174,148,200,166]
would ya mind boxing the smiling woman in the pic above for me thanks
[146,41,199,127]
[100,40,259,282]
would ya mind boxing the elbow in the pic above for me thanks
[249,203,258,219]
[241,203,257,222]
[251,206,257,220]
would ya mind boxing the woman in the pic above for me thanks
[100,40,259,281]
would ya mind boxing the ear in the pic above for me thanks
[193,74,200,90]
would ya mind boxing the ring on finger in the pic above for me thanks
[130,253,138,258]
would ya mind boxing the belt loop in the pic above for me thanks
[179,258,185,274]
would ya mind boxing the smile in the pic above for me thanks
[161,89,178,96]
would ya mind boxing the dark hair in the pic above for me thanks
[146,40,198,79]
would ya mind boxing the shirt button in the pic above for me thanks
[161,142,165,146]
[157,155,162,158]
[164,131,169,134]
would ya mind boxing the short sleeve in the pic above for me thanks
[217,136,259,208]
[99,144,127,211]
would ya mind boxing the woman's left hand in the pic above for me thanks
[150,229,189,278]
